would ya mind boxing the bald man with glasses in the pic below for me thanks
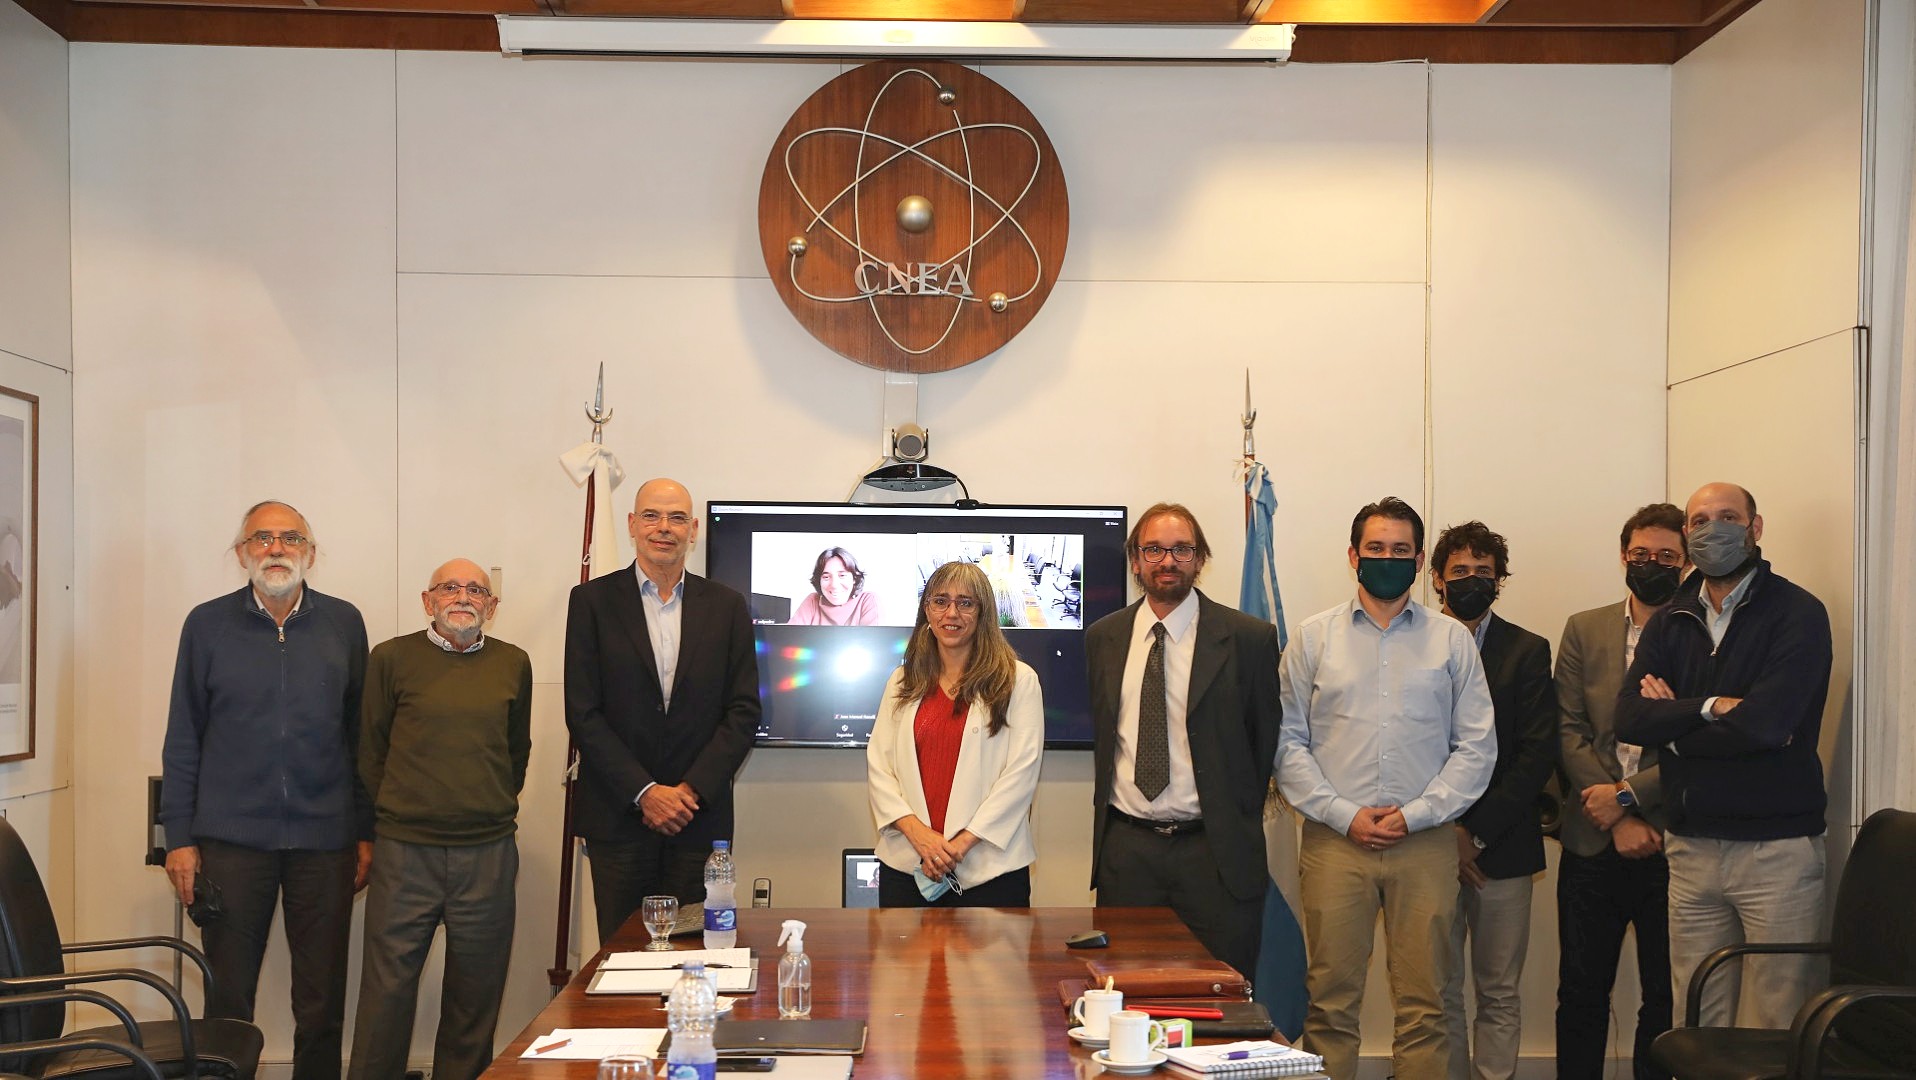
[348,560,532,1080]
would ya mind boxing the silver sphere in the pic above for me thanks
[896,195,934,234]
[787,235,808,257]
[988,292,1009,313]
[937,86,957,105]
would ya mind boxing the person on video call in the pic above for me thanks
[867,560,1044,907]
[789,546,883,626]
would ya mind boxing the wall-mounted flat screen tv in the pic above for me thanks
[704,501,1129,749]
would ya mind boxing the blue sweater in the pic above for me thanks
[160,585,372,852]
[1614,558,1831,841]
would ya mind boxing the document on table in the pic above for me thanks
[588,965,757,994]
[601,948,753,971]
[519,1029,665,1060]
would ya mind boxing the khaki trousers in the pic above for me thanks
[1443,873,1535,1080]
[1666,833,1826,1030]
[1298,820,1457,1080]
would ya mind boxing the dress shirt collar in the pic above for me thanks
[1471,610,1494,650]
[636,564,687,604]
[426,625,485,653]
[1141,588,1200,643]
[1349,594,1418,632]
[248,586,304,617]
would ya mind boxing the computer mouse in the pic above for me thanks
[1066,929,1109,949]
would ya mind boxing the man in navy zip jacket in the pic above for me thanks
[1615,482,1832,1032]
[160,501,372,1080]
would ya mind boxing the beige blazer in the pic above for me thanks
[867,662,1044,888]
[1557,600,1667,857]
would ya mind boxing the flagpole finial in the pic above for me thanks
[585,363,613,444]
[1242,369,1257,460]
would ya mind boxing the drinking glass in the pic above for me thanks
[596,1051,655,1080]
[641,895,678,951]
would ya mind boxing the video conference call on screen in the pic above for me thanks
[705,502,1130,749]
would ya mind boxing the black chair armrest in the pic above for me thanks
[0,1035,165,1080]
[1790,983,1916,1080]
[1684,941,1833,1027]
[0,970,195,1076]
[0,989,142,1047]
[62,937,215,1004]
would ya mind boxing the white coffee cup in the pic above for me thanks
[1106,1009,1168,1064]
[1071,987,1124,1038]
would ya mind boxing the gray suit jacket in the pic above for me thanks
[1556,600,1667,856]
[1087,591,1283,901]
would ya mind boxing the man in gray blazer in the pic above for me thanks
[1554,502,1687,1080]
[1088,502,1283,980]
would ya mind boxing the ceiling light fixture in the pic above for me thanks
[495,18,1296,63]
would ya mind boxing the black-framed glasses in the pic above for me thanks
[429,582,493,600]
[637,510,693,528]
[1625,548,1685,568]
[925,594,979,613]
[242,532,309,551]
[1138,544,1197,564]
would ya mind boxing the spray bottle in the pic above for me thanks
[776,919,812,1019]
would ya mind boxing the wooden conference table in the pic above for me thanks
[488,906,1244,1080]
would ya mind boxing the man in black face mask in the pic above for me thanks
[1277,497,1496,1079]
[1555,502,1686,1080]
[1429,521,1557,1080]
[1616,483,1832,1033]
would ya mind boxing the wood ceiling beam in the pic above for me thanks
[1292,24,1679,62]
[13,0,71,35]
[1261,0,1496,24]
[62,1,499,47]
[1485,0,1708,26]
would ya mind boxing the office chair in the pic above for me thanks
[0,817,262,1079]
[1649,807,1916,1080]
[1,991,163,1080]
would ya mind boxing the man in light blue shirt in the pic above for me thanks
[1278,496,1497,1080]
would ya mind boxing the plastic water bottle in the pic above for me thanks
[664,963,717,1080]
[703,840,737,951]
[777,919,812,1019]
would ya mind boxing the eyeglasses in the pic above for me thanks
[1138,544,1197,564]
[1625,548,1685,568]
[637,510,693,528]
[428,582,493,600]
[925,595,979,613]
[242,532,309,551]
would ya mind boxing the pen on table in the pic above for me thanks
[533,1038,570,1055]
[1224,1047,1287,1060]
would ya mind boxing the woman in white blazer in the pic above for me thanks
[867,560,1044,906]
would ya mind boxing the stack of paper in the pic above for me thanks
[1162,1039,1326,1076]
[519,1029,665,1060]
[590,948,757,994]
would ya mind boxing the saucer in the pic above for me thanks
[1067,1026,1109,1048]
[1093,1049,1166,1074]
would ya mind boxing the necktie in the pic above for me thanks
[1134,622,1170,801]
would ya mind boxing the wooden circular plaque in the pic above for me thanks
[758,61,1069,373]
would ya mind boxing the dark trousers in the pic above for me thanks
[876,864,1031,908]
[347,835,518,1080]
[1094,816,1262,980]
[1556,846,1673,1080]
[584,834,710,944]
[197,838,355,1080]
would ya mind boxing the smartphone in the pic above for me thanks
[716,1058,776,1072]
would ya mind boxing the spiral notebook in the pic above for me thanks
[1161,1040,1325,1076]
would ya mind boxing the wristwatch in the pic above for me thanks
[1471,833,1487,851]
[1615,785,1638,810]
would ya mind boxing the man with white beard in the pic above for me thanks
[161,501,372,1080]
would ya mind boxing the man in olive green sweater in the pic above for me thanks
[347,560,533,1080]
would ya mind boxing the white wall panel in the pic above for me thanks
[1669,0,1867,383]
[398,52,840,278]
[0,0,71,373]
[69,42,400,1060]
[988,61,1428,285]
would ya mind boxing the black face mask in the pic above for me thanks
[1439,575,1497,622]
[1625,561,1682,607]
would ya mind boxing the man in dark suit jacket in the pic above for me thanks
[564,477,761,943]
[1555,503,1684,1080]
[1087,502,1283,980]
[1428,522,1558,1080]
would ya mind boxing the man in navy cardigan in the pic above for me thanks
[160,501,371,1080]
[1616,482,1832,1032]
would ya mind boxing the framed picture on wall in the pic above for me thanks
[0,385,35,763]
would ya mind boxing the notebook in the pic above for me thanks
[1162,1040,1325,1076]
[519,1028,665,1060]
[586,959,759,995]
[712,1019,868,1055]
